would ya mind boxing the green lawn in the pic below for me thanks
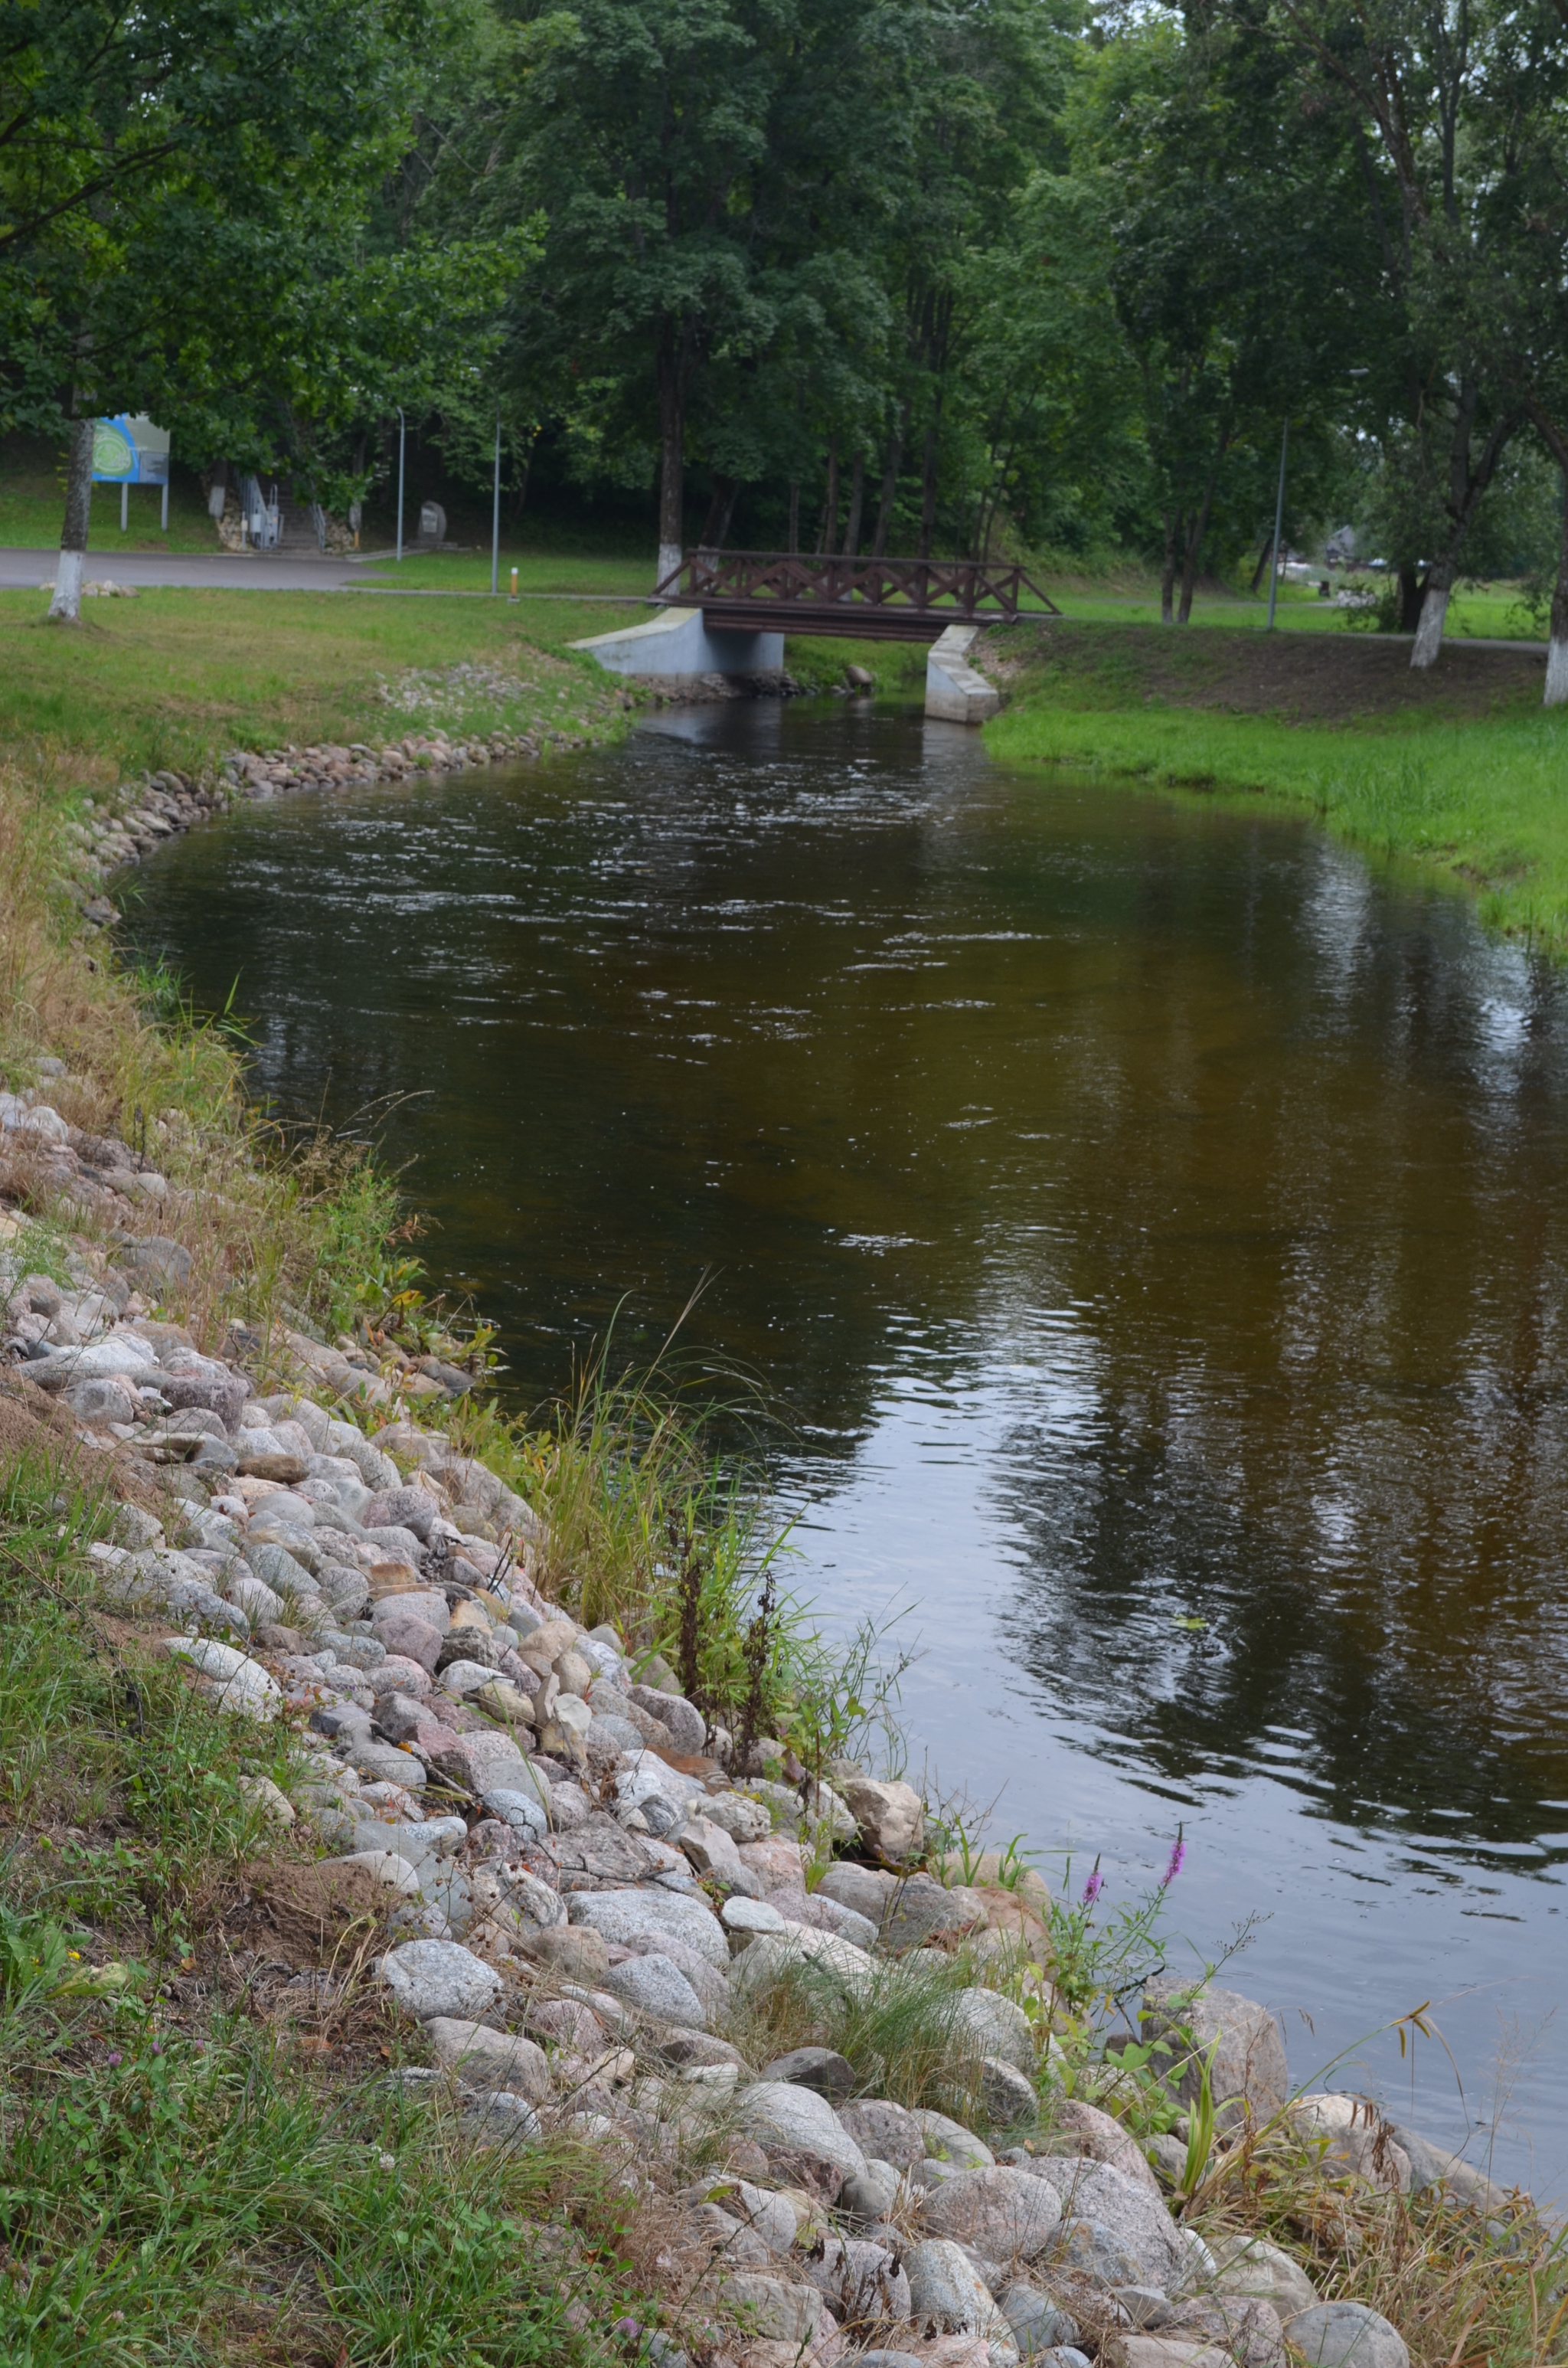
[1050,581,1544,640]
[0,589,633,787]
[354,548,655,597]
[0,469,230,555]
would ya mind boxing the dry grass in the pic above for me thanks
[1185,2111,1566,2368]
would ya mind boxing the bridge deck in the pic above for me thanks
[654,551,1059,639]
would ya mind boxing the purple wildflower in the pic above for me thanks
[150,2041,163,2056]
[1081,1858,1104,1909]
[1161,1825,1186,1889]
[105,2052,122,2069]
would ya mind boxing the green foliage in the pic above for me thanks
[0,2015,603,2365]
[729,1944,1036,2126]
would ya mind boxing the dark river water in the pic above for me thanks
[128,698,1568,2196]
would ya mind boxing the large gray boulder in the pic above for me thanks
[601,1952,707,2029]
[951,1985,1036,2075]
[841,2095,926,2170]
[567,1886,730,1967]
[904,2238,1018,2353]
[1209,2232,1319,2318]
[1024,2157,1184,2286]
[375,1940,501,2022]
[1142,1982,1288,2124]
[738,2080,869,2183]
[920,2165,1062,2261]
[1285,2302,1409,2368]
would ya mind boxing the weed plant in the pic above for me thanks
[442,1334,910,1763]
[727,1946,1014,2126]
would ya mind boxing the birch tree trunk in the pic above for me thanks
[656,343,684,592]
[1410,560,1453,669]
[49,418,93,623]
[1545,492,1568,707]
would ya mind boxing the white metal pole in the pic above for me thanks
[396,407,405,563]
[161,476,168,533]
[120,482,128,532]
[1266,416,1288,633]
[491,412,501,596]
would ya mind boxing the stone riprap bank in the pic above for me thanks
[0,1080,1540,2368]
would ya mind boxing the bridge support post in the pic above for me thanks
[570,606,785,692]
[925,623,1000,725]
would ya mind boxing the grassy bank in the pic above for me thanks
[985,620,1568,950]
[0,589,631,787]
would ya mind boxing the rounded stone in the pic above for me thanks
[1285,2303,1409,2368]
[1022,2157,1183,2285]
[566,1885,730,1967]
[459,2088,542,2147]
[840,2096,926,2171]
[952,1987,1036,2075]
[601,1951,707,2029]
[921,2166,1062,2261]
[903,2237,1015,2346]
[722,1895,786,1940]
[739,2080,869,2181]
[375,1938,503,2023]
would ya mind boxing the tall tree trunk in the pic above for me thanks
[1250,533,1276,594]
[1547,483,1568,708]
[788,479,799,554]
[1410,559,1454,669]
[816,439,838,554]
[1397,564,1424,632]
[1177,437,1228,626]
[697,473,736,550]
[841,453,864,557]
[871,415,905,557]
[1410,401,1518,670]
[49,416,93,623]
[656,341,684,592]
[1160,510,1181,626]
[916,414,942,559]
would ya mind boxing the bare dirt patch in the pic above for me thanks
[982,621,1547,727]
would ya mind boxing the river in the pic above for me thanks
[126,695,1568,2197]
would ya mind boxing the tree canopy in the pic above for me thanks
[28,0,1568,673]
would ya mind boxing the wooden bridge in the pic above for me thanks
[652,550,1060,640]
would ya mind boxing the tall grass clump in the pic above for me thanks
[727,1946,1016,2124]
[444,1334,913,1768]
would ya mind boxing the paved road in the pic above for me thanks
[2,546,363,591]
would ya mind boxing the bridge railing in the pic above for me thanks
[654,550,1060,619]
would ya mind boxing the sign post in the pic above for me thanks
[92,417,172,533]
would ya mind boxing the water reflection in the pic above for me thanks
[126,698,1568,2188]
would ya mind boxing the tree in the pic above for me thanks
[1262,0,1529,666]
[0,0,434,618]
[1077,4,1378,620]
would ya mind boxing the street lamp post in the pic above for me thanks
[396,407,406,564]
[491,412,501,597]
[1266,417,1289,634]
